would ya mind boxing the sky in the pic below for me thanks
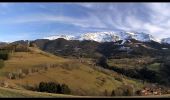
[0,3,170,42]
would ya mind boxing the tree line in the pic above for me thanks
[38,82,71,94]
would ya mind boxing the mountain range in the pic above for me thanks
[1,31,170,97]
[43,31,170,44]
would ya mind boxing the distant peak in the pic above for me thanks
[43,31,158,43]
[161,37,170,44]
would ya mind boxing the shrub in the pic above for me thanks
[15,44,30,52]
[135,90,141,96]
[0,60,4,69]
[39,82,48,92]
[123,86,134,96]
[103,89,108,96]
[114,75,123,82]
[61,84,71,94]
[8,73,13,79]
[111,85,134,96]
[111,89,116,96]
[12,73,20,80]
[29,42,37,47]
[38,82,71,94]
[19,73,26,78]
[114,87,124,96]
[96,56,109,68]
[0,51,9,60]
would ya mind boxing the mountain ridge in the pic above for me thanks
[161,38,170,44]
[43,31,162,43]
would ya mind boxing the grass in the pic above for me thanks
[0,87,76,98]
[0,47,68,76]
[1,86,170,98]
[107,57,155,69]
[0,47,149,97]
[147,63,160,72]
[10,63,123,96]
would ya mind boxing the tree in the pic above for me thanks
[159,60,170,85]
[138,67,157,83]
[103,89,108,96]
[96,56,109,68]
[0,51,9,60]
[57,84,62,93]
[61,84,71,94]
[39,82,47,92]
[111,89,116,96]
[116,87,124,96]
[38,82,71,94]
[124,86,134,96]
[111,85,134,96]
[48,82,58,93]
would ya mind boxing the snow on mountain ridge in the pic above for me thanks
[44,31,158,43]
[79,32,119,42]
[44,35,76,40]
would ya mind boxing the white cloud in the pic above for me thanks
[1,3,170,40]
[0,13,107,29]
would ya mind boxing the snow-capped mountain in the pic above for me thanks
[78,32,131,42]
[44,35,76,40]
[129,32,157,42]
[161,38,170,44]
[44,31,158,43]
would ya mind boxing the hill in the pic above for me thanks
[0,46,145,97]
[0,87,76,98]
[0,40,170,97]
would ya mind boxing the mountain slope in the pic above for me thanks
[0,87,75,98]
[32,38,170,59]
[0,47,144,96]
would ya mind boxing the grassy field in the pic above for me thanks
[147,63,160,72]
[0,47,145,97]
[0,87,170,98]
[107,57,155,69]
[0,87,77,98]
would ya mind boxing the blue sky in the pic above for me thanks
[0,3,170,42]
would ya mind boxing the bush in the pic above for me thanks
[114,75,123,82]
[111,90,116,96]
[111,85,134,96]
[124,86,134,96]
[96,56,109,68]
[0,51,9,60]
[61,84,71,94]
[15,44,30,52]
[39,82,48,92]
[0,60,4,69]
[38,82,71,94]
[113,87,124,96]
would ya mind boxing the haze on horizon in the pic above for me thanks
[0,3,170,42]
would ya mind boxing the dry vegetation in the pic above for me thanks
[0,47,146,97]
[107,57,155,69]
